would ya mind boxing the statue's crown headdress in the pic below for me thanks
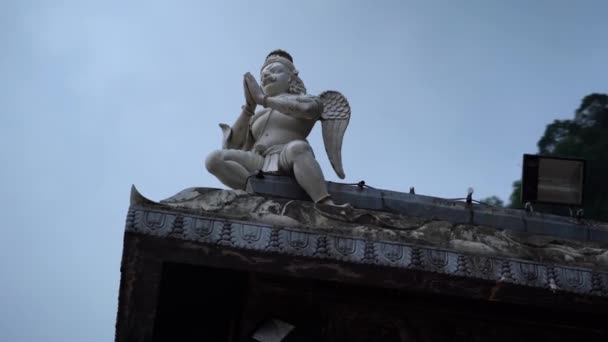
[262,49,297,74]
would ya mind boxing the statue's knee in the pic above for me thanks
[285,141,312,161]
[205,150,224,173]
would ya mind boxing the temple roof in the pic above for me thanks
[117,177,608,340]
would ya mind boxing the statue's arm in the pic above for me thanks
[220,106,254,149]
[265,95,323,120]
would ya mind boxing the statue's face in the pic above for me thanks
[261,62,291,96]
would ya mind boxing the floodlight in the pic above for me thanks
[521,154,585,206]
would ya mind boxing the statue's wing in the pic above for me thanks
[319,91,351,179]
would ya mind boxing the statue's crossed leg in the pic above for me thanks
[205,149,263,190]
[206,140,330,203]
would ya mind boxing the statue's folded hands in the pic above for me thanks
[244,72,322,120]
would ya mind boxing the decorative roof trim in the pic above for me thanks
[125,205,608,298]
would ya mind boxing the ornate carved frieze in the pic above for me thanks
[125,206,608,297]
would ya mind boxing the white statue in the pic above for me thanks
[205,50,350,205]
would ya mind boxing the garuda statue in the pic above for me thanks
[205,50,350,205]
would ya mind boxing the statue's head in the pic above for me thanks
[260,50,306,96]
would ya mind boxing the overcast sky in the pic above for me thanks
[1,0,607,340]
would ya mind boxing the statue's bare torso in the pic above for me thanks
[251,107,316,149]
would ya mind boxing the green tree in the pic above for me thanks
[508,93,608,220]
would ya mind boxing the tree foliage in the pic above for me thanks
[509,93,608,221]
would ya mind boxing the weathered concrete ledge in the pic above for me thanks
[247,175,608,243]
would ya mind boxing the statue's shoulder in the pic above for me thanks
[274,93,320,101]
[301,94,323,112]
[299,93,321,101]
